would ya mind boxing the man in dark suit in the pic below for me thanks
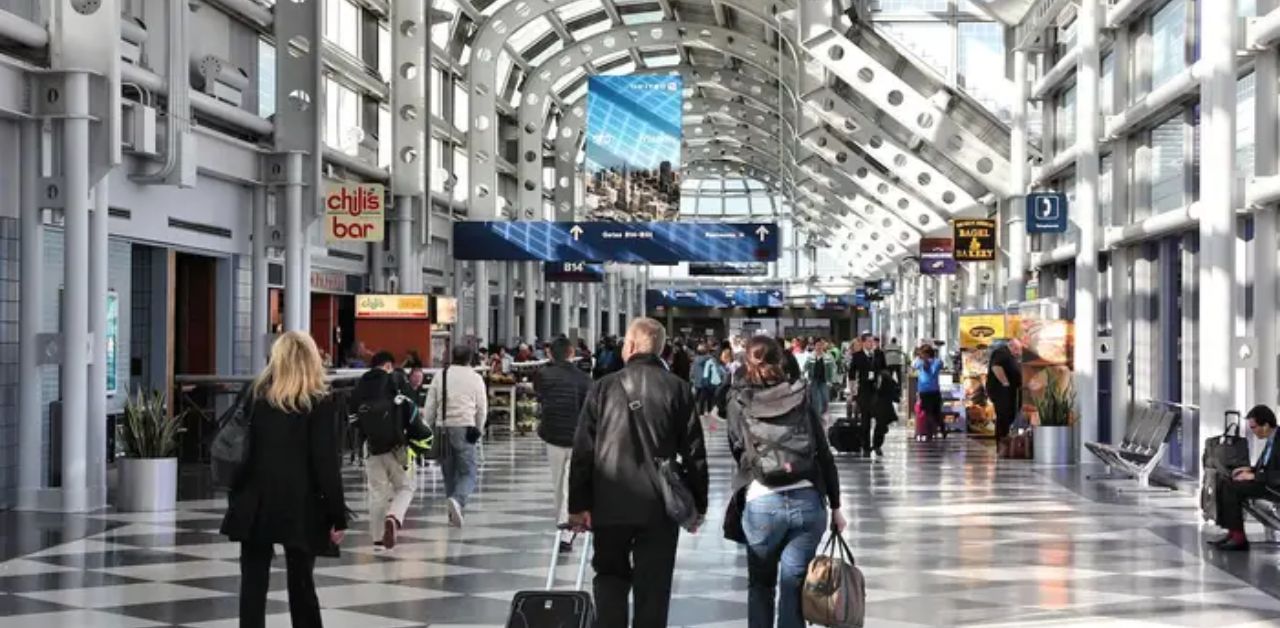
[1209,405,1280,551]
[848,332,887,456]
[569,318,709,628]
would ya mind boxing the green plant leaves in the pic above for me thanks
[1033,369,1077,428]
[120,390,187,459]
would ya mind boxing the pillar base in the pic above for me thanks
[17,486,108,513]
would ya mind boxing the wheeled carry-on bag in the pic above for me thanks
[828,418,862,454]
[1201,411,1249,524]
[505,526,595,628]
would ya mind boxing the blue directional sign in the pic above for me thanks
[1027,192,1069,234]
[453,221,780,263]
[544,262,605,283]
[646,288,784,309]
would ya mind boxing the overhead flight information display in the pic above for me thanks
[645,288,785,309]
[453,221,780,263]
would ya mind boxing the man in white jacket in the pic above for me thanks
[422,345,489,526]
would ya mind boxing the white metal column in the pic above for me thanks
[17,120,42,510]
[61,71,92,513]
[937,275,953,349]
[587,283,600,346]
[1072,0,1102,452]
[1110,247,1132,444]
[1199,0,1239,449]
[500,262,515,345]
[915,275,929,343]
[1254,7,1278,407]
[251,186,269,371]
[559,284,573,337]
[474,262,490,345]
[283,152,307,331]
[523,261,537,344]
[395,196,416,293]
[607,272,619,337]
[541,277,553,339]
[87,180,109,508]
[1007,49,1030,304]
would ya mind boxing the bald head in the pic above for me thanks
[623,317,667,362]
[1008,338,1024,357]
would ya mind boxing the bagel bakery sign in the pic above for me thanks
[324,182,385,243]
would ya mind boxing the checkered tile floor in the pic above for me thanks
[4,409,1280,627]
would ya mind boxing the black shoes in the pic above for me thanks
[873,447,884,458]
[1207,534,1250,551]
[559,539,574,554]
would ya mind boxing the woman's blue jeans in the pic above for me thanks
[742,487,827,628]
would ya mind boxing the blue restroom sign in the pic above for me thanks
[1026,192,1068,234]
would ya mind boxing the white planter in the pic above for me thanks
[1034,425,1078,465]
[117,458,178,512]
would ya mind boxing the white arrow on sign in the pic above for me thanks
[569,224,584,241]
[755,225,770,242]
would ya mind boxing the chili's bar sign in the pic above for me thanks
[355,294,429,319]
[953,219,997,262]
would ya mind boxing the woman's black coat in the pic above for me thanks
[221,394,349,554]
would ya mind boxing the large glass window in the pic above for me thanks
[432,0,458,48]
[1056,86,1077,154]
[873,0,949,14]
[1150,115,1186,213]
[1101,52,1115,115]
[430,139,445,193]
[878,22,953,78]
[324,78,362,155]
[1150,0,1187,89]
[453,83,469,132]
[451,146,468,203]
[378,107,391,168]
[1237,73,1256,180]
[958,22,1011,120]
[378,25,390,80]
[324,0,361,57]
[258,39,275,118]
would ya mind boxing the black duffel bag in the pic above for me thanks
[1203,410,1251,474]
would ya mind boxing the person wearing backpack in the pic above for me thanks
[349,351,415,550]
[724,335,846,628]
[422,344,488,527]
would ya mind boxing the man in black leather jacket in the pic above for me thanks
[533,336,592,552]
[569,318,709,628]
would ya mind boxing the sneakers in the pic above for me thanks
[447,497,465,528]
[382,516,399,550]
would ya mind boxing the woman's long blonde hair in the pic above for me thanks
[253,331,329,414]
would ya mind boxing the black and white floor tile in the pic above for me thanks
[4,411,1280,627]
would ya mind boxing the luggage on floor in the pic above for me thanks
[913,399,930,439]
[1203,411,1250,473]
[802,532,866,628]
[1201,465,1226,524]
[1002,429,1034,460]
[828,419,862,454]
[505,527,595,628]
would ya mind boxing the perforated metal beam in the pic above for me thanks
[803,86,979,213]
[801,27,1016,197]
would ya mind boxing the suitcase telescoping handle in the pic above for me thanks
[545,524,592,591]
[1225,410,1243,436]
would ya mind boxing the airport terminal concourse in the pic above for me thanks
[3,0,1280,626]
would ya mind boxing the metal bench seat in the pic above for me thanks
[1085,404,1179,491]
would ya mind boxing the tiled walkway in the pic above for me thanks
[3,415,1280,627]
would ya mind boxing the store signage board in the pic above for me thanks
[1026,192,1069,234]
[952,220,997,262]
[878,279,895,295]
[324,182,386,243]
[920,237,957,275]
[645,288,784,308]
[453,221,780,263]
[432,296,458,325]
[688,262,769,277]
[544,262,606,283]
[355,294,429,319]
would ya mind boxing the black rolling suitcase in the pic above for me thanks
[506,526,595,628]
[1201,411,1250,524]
[828,418,862,454]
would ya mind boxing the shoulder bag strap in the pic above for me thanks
[439,365,449,427]
[618,371,664,483]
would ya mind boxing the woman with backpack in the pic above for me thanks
[220,331,349,628]
[724,336,846,628]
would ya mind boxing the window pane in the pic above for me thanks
[1237,73,1256,179]
[1101,52,1115,115]
[452,146,468,202]
[1151,0,1187,89]
[958,22,1011,120]
[873,0,949,14]
[378,107,391,168]
[1056,86,1076,153]
[878,22,953,79]
[378,25,390,80]
[258,39,275,118]
[453,83,469,131]
[324,0,360,56]
[1150,116,1185,213]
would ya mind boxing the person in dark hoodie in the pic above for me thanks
[533,336,592,552]
[348,351,415,549]
[723,335,845,628]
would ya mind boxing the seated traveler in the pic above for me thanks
[1208,405,1280,551]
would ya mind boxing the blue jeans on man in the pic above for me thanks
[743,487,827,628]
[441,427,478,508]
[808,383,830,420]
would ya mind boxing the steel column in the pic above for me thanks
[61,71,91,513]
[523,262,537,345]
[540,275,553,340]
[1110,247,1132,444]
[369,240,385,292]
[1199,0,1239,454]
[1073,0,1102,453]
[394,195,415,293]
[916,274,929,343]
[284,152,306,331]
[251,185,269,371]
[607,272,619,337]
[559,284,573,337]
[937,275,953,349]
[1007,49,1030,304]
[17,120,42,510]
[588,283,600,347]
[1254,8,1278,407]
[87,179,108,508]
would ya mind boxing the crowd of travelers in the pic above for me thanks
[219,322,964,627]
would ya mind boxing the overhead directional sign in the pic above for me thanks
[646,288,784,309]
[688,262,768,277]
[453,222,780,263]
[1026,192,1069,234]
[545,261,605,283]
[953,219,997,262]
[920,237,957,275]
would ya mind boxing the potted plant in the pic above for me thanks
[1031,369,1077,465]
[116,390,186,512]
